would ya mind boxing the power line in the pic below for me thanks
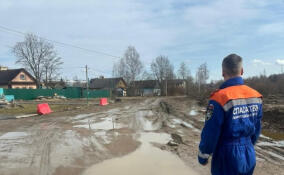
[0,27,23,38]
[89,67,111,74]
[0,44,13,49]
[0,25,122,59]
[64,66,110,75]
[64,66,112,79]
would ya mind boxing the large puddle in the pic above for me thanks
[83,132,198,175]
[0,132,28,139]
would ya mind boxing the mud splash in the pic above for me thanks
[83,132,198,175]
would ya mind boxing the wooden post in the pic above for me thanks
[85,65,89,105]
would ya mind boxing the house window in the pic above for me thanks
[20,74,26,80]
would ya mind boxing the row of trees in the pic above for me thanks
[112,46,209,95]
[245,73,284,97]
[12,35,209,92]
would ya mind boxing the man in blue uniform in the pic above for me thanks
[198,54,263,175]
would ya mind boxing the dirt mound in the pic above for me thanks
[261,95,284,139]
[263,107,284,132]
[159,101,171,114]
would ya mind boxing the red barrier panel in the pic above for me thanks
[37,103,52,115]
[100,98,109,106]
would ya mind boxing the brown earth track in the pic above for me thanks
[0,97,283,175]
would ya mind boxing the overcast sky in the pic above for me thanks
[1,0,284,81]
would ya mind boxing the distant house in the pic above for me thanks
[131,79,187,96]
[89,77,127,96]
[0,67,37,89]
[43,79,67,89]
[166,79,187,96]
[167,79,186,88]
[131,80,161,96]
[65,80,87,89]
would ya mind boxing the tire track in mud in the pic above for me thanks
[27,121,60,175]
[83,120,110,160]
[255,143,284,165]
[127,99,170,132]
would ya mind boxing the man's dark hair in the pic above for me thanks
[222,54,243,76]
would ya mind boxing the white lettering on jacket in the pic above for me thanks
[232,105,259,119]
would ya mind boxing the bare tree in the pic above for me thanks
[43,56,63,84]
[151,55,175,95]
[196,63,209,92]
[112,46,143,84]
[112,58,126,78]
[178,61,191,80]
[12,33,63,87]
[177,62,194,96]
[142,71,153,80]
[124,46,143,82]
[151,55,174,81]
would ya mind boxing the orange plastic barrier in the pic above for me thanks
[37,103,52,115]
[100,98,109,106]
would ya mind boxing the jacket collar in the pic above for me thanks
[220,76,244,89]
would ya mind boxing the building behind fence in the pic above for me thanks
[2,87,110,100]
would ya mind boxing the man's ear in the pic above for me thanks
[241,68,244,75]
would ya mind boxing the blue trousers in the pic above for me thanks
[211,138,256,175]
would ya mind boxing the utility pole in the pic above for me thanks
[85,65,89,105]
[198,79,200,94]
[165,79,168,96]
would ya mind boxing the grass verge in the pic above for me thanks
[0,104,81,115]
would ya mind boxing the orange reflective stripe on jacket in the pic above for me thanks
[210,85,263,106]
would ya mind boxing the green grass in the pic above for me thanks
[0,104,78,115]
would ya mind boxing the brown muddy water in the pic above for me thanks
[83,132,198,175]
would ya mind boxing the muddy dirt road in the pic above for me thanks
[0,97,283,175]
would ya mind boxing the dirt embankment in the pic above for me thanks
[262,95,284,140]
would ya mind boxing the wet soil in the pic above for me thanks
[0,97,283,175]
[161,97,284,175]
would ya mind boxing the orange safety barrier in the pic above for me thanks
[37,103,52,115]
[100,98,109,106]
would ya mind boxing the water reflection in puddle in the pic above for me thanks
[83,132,198,175]
[74,117,124,130]
[0,132,28,139]
[189,110,198,116]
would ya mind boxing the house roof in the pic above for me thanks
[166,79,186,85]
[132,79,186,89]
[0,68,36,85]
[44,80,67,89]
[132,80,160,89]
[89,77,126,89]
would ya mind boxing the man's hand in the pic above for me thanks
[198,155,209,166]
[201,160,208,166]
